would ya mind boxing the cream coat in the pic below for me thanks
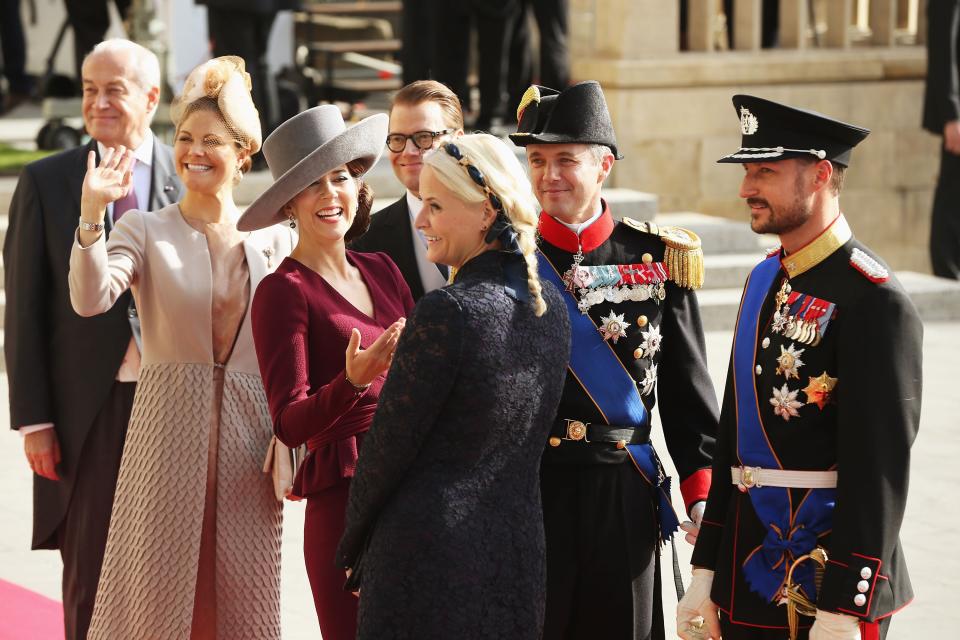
[69,203,293,639]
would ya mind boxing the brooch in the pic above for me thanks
[599,311,629,343]
[262,247,274,268]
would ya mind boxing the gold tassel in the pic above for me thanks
[660,226,704,290]
[621,218,705,290]
[784,547,828,640]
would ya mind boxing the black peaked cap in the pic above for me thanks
[717,95,870,167]
[509,81,623,159]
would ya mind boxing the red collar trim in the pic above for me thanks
[538,202,615,253]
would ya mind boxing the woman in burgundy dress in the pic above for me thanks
[238,105,412,640]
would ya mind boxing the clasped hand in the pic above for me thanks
[344,318,406,387]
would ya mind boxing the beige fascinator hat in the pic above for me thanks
[237,104,387,231]
[171,56,263,154]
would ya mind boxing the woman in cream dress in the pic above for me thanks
[68,57,292,639]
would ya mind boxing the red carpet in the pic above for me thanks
[0,579,64,639]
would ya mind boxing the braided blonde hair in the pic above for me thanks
[423,134,547,316]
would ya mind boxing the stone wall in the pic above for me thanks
[567,4,937,272]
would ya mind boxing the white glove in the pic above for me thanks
[677,568,721,639]
[680,501,706,545]
[809,610,861,640]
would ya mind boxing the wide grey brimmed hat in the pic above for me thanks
[237,105,388,231]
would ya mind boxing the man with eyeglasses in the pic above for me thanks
[351,80,464,300]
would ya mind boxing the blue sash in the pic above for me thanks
[734,255,836,602]
[538,251,678,541]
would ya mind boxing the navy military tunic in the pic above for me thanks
[538,204,719,640]
[692,215,922,636]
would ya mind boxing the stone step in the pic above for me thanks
[696,271,960,331]
[702,252,769,289]
[653,211,777,256]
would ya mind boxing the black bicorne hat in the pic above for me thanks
[509,80,623,159]
[717,95,869,167]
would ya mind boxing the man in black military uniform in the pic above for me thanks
[677,96,922,640]
[923,0,960,279]
[510,81,719,640]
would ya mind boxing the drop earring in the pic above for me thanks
[288,215,296,229]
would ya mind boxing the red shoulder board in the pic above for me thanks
[849,248,889,283]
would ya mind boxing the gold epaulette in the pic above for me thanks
[622,218,705,290]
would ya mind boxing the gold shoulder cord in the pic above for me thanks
[622,218,705,290]
[783,547,829,640]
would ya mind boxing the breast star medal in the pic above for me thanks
[770,384,803,421]
[640,364,658,396]
[599,311,630,343]
[802,372,838,409]
[775,343,805,379]
[639,324,663,358]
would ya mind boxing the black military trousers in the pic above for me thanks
[541,461,662,640]
[57,381,134,640]
[930,146,960,279]
[719,611,891,639]
[63,0,132,84]
[206,8,280,135]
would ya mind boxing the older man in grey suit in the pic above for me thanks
[3,39,182,640]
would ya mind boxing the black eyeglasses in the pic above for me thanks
[385,129,453,153]
[444,143,504,213]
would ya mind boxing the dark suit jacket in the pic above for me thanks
[196,0,299,13]
[351,196,430,301]
[923,0,960,134]
[3,137,182,549]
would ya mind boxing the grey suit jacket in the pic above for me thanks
[3,136,183,548]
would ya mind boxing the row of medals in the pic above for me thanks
[563,252,664,397]
[767,280,838,420]
[771,280,823,346]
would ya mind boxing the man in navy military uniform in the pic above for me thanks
[677,96,922,640]
[510,81,719,640]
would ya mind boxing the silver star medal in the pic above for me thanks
[599,311,630,344]
[770,384,803,421]
[640,364,658,396]
[639,324,663,359]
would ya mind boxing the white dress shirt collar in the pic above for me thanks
[405,190,448,294]
[555,199,605,237]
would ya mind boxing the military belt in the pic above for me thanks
[548,418,651,448]
[731,466,838,491]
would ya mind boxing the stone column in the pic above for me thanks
[570,0,679,60]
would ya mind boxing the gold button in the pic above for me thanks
[616,440,627,449]
[549,437,562,447]
[636,315,648,327]
[642,253,653,264]
[633,348,642,359]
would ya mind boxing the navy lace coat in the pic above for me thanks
[337,250,571,639]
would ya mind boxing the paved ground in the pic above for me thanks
[2,322,955,638]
